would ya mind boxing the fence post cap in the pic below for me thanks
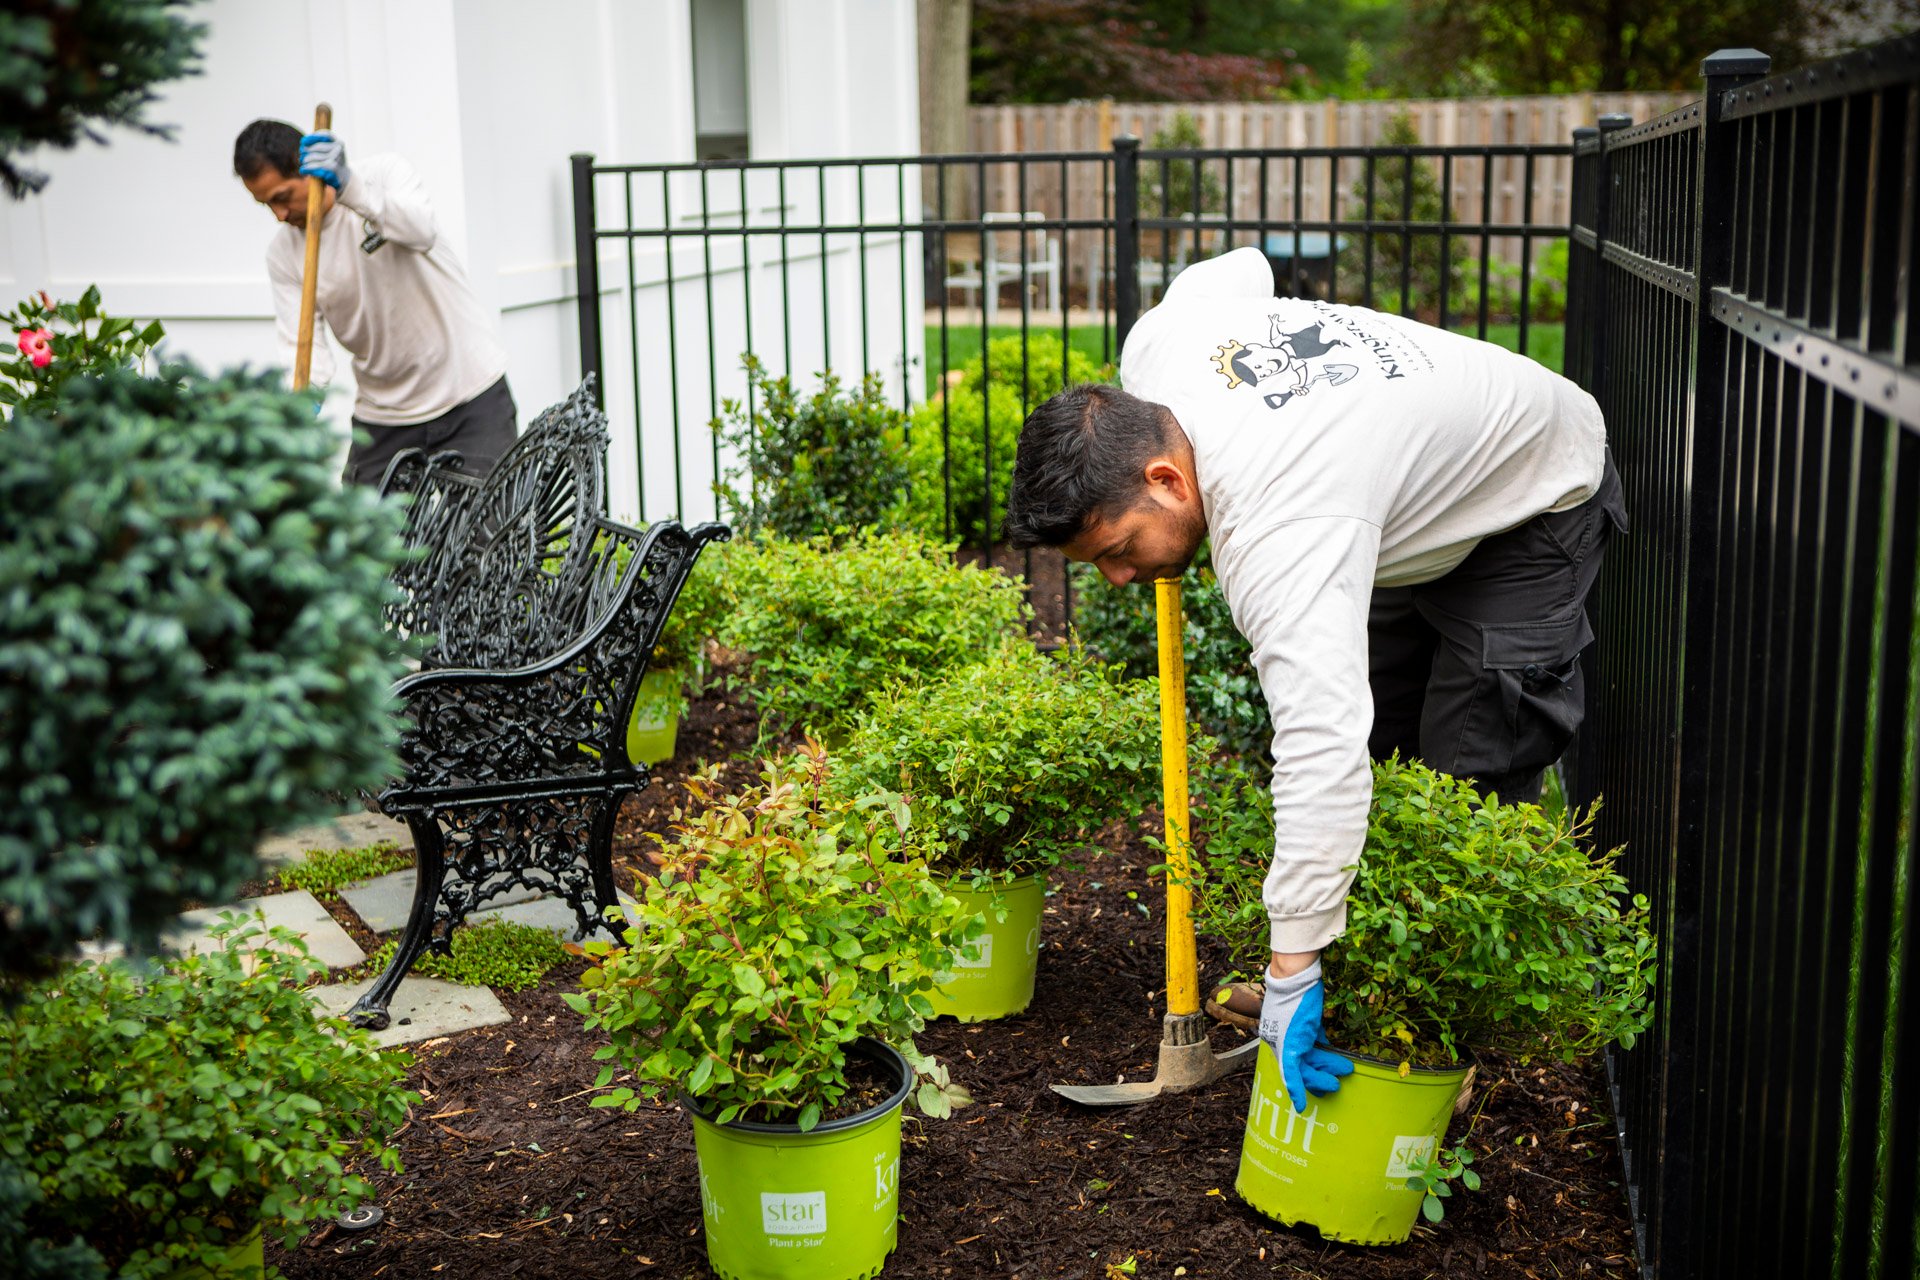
[1702,48,1772,78]
[1572,126,1600,139]
[569,151,596,163]
[1598,114,1632,130]
[1112,134,1141,151]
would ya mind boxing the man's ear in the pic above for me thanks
[1143,457,1193,504]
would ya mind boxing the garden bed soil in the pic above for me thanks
[275,685,1639,1280]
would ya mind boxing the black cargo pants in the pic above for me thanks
[1366,454,1627,804]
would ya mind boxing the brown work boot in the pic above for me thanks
[1204,979,1262,1031]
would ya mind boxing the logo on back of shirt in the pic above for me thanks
[1210,316,1358,411]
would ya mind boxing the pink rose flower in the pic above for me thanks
[17,327,52,368]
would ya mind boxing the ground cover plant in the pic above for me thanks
[832,640,1160,883]
[701,527,1030,741]
[571,746,975,1128]
[0,923,413,1278]
[365,918,572,994]
[277,840,411,899]
[1187,751,1658,1066]
[0,363,408,980]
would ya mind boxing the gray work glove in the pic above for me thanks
[1258,958,1356,1113]
[299,132,352,192]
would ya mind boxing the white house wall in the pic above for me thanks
[0,0,921,526]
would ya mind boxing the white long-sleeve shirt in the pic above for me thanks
[266,153,506,425]
[1120,247,1607,953]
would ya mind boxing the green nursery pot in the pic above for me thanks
[688,1039,911,1280]
[625,667,684,765]
[925,873,1046,1022]
[1236,1041,1471,1246]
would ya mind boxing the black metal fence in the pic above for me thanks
[1567,35,1920,1280]
[568,136,1572,554]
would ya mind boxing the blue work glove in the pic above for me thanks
[1259,958,1355,1113]
[299,132,352,192]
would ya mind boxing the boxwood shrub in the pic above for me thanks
[0,365,408,978]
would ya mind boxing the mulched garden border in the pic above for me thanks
[273,681,1641,1280]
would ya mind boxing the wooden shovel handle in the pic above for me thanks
[292,102,331,391]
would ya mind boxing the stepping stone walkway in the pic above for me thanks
[256,811,412,867]
[85,811,570,1043]
[307,976,511,1047]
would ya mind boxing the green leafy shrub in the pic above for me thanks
[0,922,415,1277]
[898,334,1112,547]
[1069,560,1268,761]
[364,917,571,992]
[708,529,1030,741]
[0,364,409,980]
[1142,112,1225,221]
[277,840,411,899]
[569,748,975,1129]
[832,641,1160,882]
[1186,753,1656,1066]
[1335,114,1466,322]
[0,0,206,198]
[712,355,909,539]
[1453,238,1570,327]
[2,287,164,419]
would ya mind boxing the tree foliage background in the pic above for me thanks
[969,0,1917,101]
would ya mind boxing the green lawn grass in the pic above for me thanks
[923,321,1564,395]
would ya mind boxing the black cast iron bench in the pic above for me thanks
[349,380,727,1028]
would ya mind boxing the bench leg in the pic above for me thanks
[347,814,448,1031]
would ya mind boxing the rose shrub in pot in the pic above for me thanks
[1184,751,1656,1243]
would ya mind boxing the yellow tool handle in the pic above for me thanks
[293,102,331,392]
[1157,576,1200,1017]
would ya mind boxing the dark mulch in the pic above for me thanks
[273,685,1640,1280]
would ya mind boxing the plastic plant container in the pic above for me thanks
[924,873,1046,1022]
[688,1038,911,1280]
[626,667,684,765]
[1236,1041,1471,1245]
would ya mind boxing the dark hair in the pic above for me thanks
[1001,383,1174,549]
[232,119,300,181]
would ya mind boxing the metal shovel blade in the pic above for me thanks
[1052,1013,1260,1106]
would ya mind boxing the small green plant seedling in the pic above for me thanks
[1403,1142,1481,1223]
[366,918,572,992]
[279,841,411,898]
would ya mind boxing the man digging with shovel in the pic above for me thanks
[1007,248,1625,1114]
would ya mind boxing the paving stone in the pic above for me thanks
[258,811,413,867]
[307,977,511,1047]
[168,891,366,969]
[339,867,564,934]
[471,895,596,940]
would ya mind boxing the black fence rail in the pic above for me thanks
[1568,35,1920,1280]
[568,139,1571,554]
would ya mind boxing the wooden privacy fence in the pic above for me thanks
[954,94,1690,284]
